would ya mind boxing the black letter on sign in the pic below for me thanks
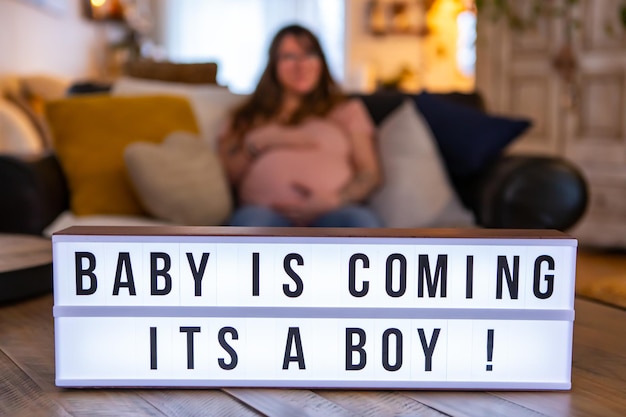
[348,254,370,297]
[533,255,555,299]
[180,326,201,369]
[150,327,157,370]
[418,328,441,372]
[345,328,367,370]
[75,252,97,295]
[186,252,210,297]
[496,255,519,299]
[218,327,239,370]
[151,252,172,296]
[113,252,136,296]
[283,253,304,298]
[382,328,403,371]
[418,255,448,298]
[252,252,260,296]
[466,255,474,299]
[283,327,306,369]
[386,254,407,297]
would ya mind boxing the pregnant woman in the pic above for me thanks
[218,24,382,227]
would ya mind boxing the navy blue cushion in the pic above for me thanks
[414,91,531,176]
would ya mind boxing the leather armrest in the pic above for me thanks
[0,153,69,235]
[472,155,588,230]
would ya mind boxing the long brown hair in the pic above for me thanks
[228,24,345,140]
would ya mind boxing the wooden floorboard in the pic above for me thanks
[575,250,626,309]
[48,391,170,417]
[314,390,446,416]
[0,350,72,417]
[137,390,262,417]
[223,388,359,417]
[401,392,546,417]
[491,391,573,417]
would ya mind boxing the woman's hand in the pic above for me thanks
[273,186,342,226]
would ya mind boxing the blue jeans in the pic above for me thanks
[228,205,382,228]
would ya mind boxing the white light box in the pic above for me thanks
[52,226,577,389]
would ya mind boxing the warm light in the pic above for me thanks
[90,0,106,7]
[52,228,576,389]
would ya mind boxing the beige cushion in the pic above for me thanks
[0,98,44,155]
[4,90,53,149]
[20,75,71,100]
[0,75,68,152]
[113,76,247,148]
[0,76,21,97]
[124,131,233,226]
[369,99,471,227]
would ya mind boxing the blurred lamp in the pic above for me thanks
[85,0,125,21]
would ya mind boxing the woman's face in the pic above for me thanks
[275,34,322,96]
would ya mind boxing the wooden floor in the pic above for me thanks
[576,249,626,308]
[1,251,625,416]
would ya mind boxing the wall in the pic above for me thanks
[344,0,423,92]
[0,0,474,90]
[344,0,474,93]
[0,0,105,80]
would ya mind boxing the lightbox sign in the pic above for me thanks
[52,226,577,389]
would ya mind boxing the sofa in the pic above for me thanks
[0,77,588,236]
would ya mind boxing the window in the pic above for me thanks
[456,9,476,77]
[163,0,345,94]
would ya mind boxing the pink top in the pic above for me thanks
[239,99,374,207]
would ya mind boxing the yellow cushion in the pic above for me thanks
[46,94,199,216]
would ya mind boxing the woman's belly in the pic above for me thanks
[239,149,352,207]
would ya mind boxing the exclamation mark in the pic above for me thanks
[486,329,494,371]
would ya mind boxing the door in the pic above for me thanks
[476,0,626,247]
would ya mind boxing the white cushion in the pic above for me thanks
[124,131,233,226]
[112,76,247,148]
[429,196,475,227]
[0,98,44,155]
[369,99,473,228]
